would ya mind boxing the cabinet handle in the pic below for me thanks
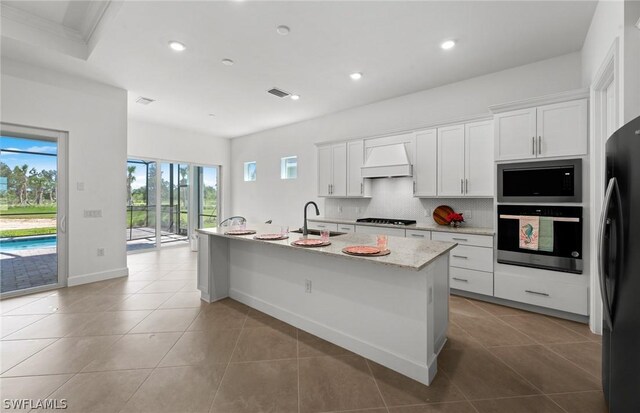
[452,254,468,259]
[460,179,464,194]
[340,227,351,231]
[452,277,469,283]
[410,233,425,238]
[360,182,363,194]
[532,137,535,155]
[538,136,542,155]
[413,181,416,194]
[452,237,468,241]
[465,179,468,194]
[525,289,549,297]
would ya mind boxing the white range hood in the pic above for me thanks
[361,143,413,178]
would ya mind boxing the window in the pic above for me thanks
[244,162,256,182]
[280,156,297,180]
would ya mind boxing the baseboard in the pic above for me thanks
[67,267,129,287]
[230,288,435,385]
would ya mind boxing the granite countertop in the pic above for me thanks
[308,217,495,236]
[197,223,456,271]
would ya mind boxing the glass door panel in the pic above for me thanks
[198,166,219,228]
[126,159,157,252]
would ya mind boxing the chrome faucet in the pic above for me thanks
[303,201,320,236]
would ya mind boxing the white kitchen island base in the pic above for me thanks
[197,226,453,385]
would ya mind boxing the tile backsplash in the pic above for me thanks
[324,177,494,228]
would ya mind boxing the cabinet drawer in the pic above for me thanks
[432,231,493,248]
[449,245,493,273]
[406,230,431,239]
[355,225,406,237]
[308,222,338,231]
[450,267,493,296]
[337,224,355,233]
[494,272,588,315]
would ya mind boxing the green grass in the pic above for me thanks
[0,227,57,237]
[0,205,57,219]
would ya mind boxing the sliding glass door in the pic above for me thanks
[197,166,219,228]
[126,159,157,251]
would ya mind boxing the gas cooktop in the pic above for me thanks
[356,218,417,226]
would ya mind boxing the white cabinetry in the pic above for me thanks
[413,129,437,197]
[317,143,347,197]
[437,121,494,197]
[494,99,587,161]
[406,229,431,239]
[308,221,338,232]
[355,225,406,237]
[347,140,370,197]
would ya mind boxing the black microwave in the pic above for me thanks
[497,159,582,203]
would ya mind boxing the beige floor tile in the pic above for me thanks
[0,374,72,412]
[547,341,601,378]
[0,338,57,373]
[43,369,151,413]
[438,347,539,399]
[0,295,45,315]
[445,323,484,350]
[159,329,240,367]
[449,296,493,320]
[472,395,565,413]
[57,294,130,313]
[107,292,174,311]
[454,315,534,347]
[298,329,355,358]
[0,314,47,338]
[179,279,199,292]
[489,345,601,393]
[121,365,225,413]
[548,391,608,413]
[161,270,196,280]
[3,335,120,376]
[97,280,152,294]
[548,318,602,342]
[211,359,298,413]
[298,355,385,413]
[129,308,200,333]
[4,313,99,339]
[126,270,165,281]
[66,310,151,336]
[137,280,188,294]
[82,332,181,372]
[388,402,477,413]
[4,296,80,316]
[470,300,532,317]
[369,360,465,407]
[243,309,292,329]
[187,303,248,331]
[231,325,297,362]
[500,314,586,344]
[158,291,205,309]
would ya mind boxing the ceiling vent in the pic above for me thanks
[267,88,290,98]
[135,96,155,105]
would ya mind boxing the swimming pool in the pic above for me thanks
[0,235,57,251]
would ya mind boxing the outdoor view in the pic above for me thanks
[0,136,58,293]
[126,160,218,251]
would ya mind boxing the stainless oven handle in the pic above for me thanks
[598,177,620,330]
[532,137,535,155]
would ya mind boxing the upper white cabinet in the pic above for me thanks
[436,120,493,197]
[347,140,370,197]
[413,129,437,197]
[494,98,587,161]
[317,143,347,197]
[437,124,466,196]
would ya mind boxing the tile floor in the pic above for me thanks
[0,247,606,413]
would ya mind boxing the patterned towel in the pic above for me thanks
[538,217,554,252]
[519,216,539,250]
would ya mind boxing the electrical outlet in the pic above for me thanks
[424,208,431,217]
[84,210,102,218]
[76,182,85,191]
[97,248,105,257]
[356,207,362,214]
[305,279,312,293]
[338,206,343,213]
[462,210,472,220]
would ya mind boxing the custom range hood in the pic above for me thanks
[361,143,413,178]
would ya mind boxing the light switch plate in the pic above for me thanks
[77,182,85,191]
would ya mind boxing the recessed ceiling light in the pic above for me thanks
[208,113,215,117]
[168,41,186,52]
[276,25,290,35]
[290,94,300,100]
[221,58,234,66]
[350,72,363,80]
[440,40,456,50]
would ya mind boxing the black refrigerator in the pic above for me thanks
[601,115,640,413]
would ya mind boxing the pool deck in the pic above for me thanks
[0,247,57,293]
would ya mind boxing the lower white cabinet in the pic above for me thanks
[450,267,493,296]
[337,224,355,233]
[494,272,588,315]
[449,245,493,273]
[308,222,338,231]
[355,225,406,237]
[406,229,431,239]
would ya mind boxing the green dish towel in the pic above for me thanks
[538,217,554,252]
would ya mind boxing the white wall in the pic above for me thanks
[127,120,231,220]
[1,58,128,285]
[230,52,583,226]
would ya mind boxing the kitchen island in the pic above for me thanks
[196,224,456,385]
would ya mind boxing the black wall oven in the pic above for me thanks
[498,159,582,203]
[497,205,583,273]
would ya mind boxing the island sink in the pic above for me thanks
[290,228,346,237]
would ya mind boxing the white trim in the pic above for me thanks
[488,89,590,114]
[67,267,128,287]
[589,37,620,335]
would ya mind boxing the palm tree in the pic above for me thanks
[13,165,29,206]
[126,166,137,206]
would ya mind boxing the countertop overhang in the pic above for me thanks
[197,223,456,271]
[308,217,495,236]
